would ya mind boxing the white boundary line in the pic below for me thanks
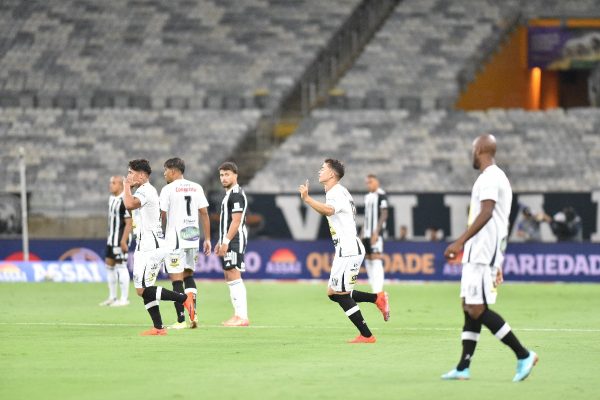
[0,321,599,332]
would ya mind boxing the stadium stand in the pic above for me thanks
[0,108,260,216]
[0,0,362,110]
[247,108,600,192]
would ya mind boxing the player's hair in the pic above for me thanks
[164,157,185,174]
[325,158,345,180]
[219,161,238,174]
[366,173,378,179]
[128,159,152,175]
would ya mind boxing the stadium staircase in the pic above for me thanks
[226,0,401,188]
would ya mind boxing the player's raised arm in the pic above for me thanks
[123,175,141,211]
[298,180,334,216]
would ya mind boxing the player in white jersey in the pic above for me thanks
[99,176,132,307]
[215,162,250,327]
[123,159,195,336]
[360,174,389,293]
[160,157,211,329]
[299,159,389,343]
[441,134,538,382]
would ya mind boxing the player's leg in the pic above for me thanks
[113,260,130,306]
[369,238,385,293]
[183,249,199,328]
[135,250,195,335]
[351,240,389,321]
[100,246,117,306]
[222,251,249,326]
[166,250,186,327]
[442,263,483,380]
[328,254,375,343]
[470,265,537,381]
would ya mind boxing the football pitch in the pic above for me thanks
[1,281,599,400]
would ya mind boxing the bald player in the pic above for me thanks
[441,134,538,382]
[100,176,133,307]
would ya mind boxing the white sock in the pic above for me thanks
[116,263,130,301]
[106,267,117,300]
[370,258,385,293]
[227,279,248,319]
[364,259,373,289]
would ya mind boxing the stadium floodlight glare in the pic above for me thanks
[19,146,29,261]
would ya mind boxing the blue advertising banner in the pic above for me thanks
[1,239,599,283]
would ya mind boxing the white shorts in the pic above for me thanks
[133,248,169,289]
[460,263,499,305]
[328,253,364,292]
[165,248,199,274]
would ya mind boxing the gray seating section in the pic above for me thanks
[334,0,600,110]
[0,108,260,217]
[247,108,600,192]
[0,0,362,110]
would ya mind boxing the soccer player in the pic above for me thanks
[100,176,132,307]
[123,159,195,336]
[214,162,250,327]
[160,158,211,329]
[360,174,388,293]
[298,159,389,343]
[441,134,538,381]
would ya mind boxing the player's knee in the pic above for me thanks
[464,305,484,320]
[328,294,337,303]
[135,288,144,297]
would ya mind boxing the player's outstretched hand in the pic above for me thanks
[444,241,463,261]
[298,179,309,200]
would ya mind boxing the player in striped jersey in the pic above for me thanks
[442,134,537,381]
[160,158,211,329]
[99,176,132,307]
[215,162,250,327]
[360,174,388,293]
[123,159,195,336]
[299,159,389,343]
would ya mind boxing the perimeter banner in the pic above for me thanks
[1,240,599,282]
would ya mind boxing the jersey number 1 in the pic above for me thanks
[184,195,192,216]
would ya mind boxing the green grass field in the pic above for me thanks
[1,281,599,400]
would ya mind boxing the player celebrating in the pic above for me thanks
[441,134,538,381]
[160,158,211,329]
[360,174,389,293]
[298,159,389,343]
[215,162,249,327]
[123,159,195,336]
[100,176,132,307]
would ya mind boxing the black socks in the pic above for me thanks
[172,280,185,323]
[457,312,482,371]
[351,290,377,303]
[329,294,372,337]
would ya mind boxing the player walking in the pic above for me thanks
[123,159,195,336]
[442,134,538,381]
[215,162,250,327]
[100,176,132,307]
[160,158,211,329]
[299,159,389,343]
[361,174,388,293]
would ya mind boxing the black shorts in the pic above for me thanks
[105,245,128,262]
[221,251,245,272]
[361,237,383,255]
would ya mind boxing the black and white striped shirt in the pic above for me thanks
[363,188,388,238]
[219,184,248,253]
[107,193,131,247]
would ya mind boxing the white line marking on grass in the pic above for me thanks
[0,322,599,333]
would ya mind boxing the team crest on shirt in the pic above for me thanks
[179,226,200,241]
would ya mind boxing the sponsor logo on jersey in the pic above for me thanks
[266,248,301,275]
[179,226,200,241]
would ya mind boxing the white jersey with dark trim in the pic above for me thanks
[132,182,163,252]
[326,183,362,257]
[363,187,388,238]
[160,178,209,250]
[219,184,248,253]
[107,193,131,247]
[463,164,512,268]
